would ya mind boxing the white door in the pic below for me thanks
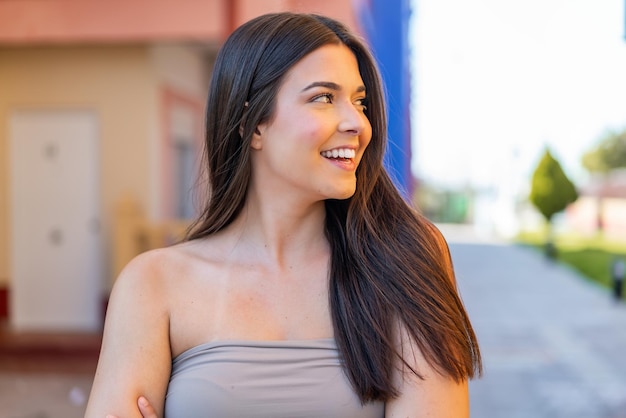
[9,110,102,332]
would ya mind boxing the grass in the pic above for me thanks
[516,229,626,292]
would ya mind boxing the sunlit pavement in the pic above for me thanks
[0,373,93,418]
[441,224,626,418]
[0,333,97,418]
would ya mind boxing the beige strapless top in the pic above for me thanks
[164,338,385,417]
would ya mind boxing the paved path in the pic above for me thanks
[0,373,92,418]
[441,225,626,418]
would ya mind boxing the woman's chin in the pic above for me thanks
[327,185,357,200]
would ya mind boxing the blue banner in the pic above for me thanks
[355,0,413,198]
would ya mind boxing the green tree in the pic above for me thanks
[581,128,626,232]
[582,129,626,173]
[530,148,578,257]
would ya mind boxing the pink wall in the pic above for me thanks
[0,0,228,44]
[233,0,358,32]
[0,0,358,45]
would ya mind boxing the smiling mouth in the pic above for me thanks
[321,148,356,160]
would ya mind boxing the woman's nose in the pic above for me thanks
[338,103,367,136]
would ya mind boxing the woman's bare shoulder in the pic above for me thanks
[115,239,219,290]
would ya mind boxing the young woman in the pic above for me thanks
[86,12,481,418]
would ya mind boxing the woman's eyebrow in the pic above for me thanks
[301,81,340,92]
[301,81,366,93]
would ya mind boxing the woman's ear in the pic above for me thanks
[250,125,264,150]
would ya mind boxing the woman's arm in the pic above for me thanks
[85,251,173,418]
[385,326,470,418]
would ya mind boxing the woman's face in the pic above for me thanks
[250,43,372,202]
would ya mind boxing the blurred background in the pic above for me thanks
[1,0,626,417]
[412,0,626,240]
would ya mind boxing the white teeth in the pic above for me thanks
[322,148,355,159]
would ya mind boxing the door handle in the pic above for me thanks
[49,228,63,246]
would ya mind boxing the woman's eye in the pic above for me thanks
[355,98,368,110]
[312,93,334,104]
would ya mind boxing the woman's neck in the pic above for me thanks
[224,191,329,270]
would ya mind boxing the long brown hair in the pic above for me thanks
[186,12,481,403]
